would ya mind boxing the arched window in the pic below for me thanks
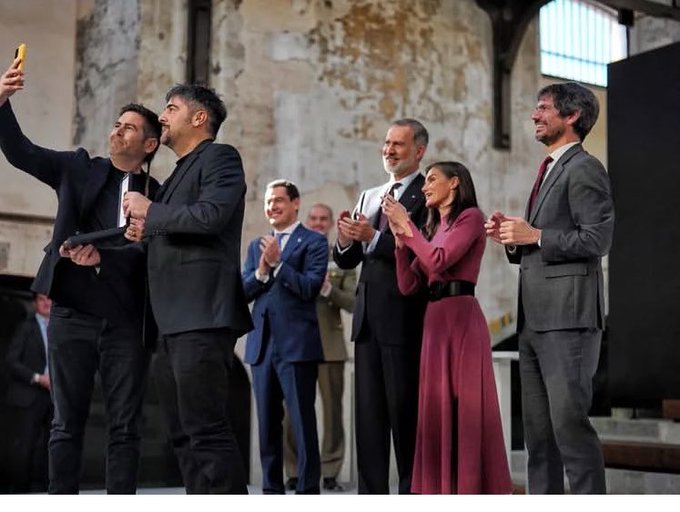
[540,0,628,86]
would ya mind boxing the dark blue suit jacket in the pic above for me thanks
[242,223,328,365]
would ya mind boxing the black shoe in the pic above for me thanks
[285,477,298,492]
[322,477,344,492]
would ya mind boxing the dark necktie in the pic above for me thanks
[378,182,403,231]
[275,232,287,248]
[528,156,553,216]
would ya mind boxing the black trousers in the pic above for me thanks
[154,328,248,494]
[47,305,149,494]
[7,397,52,493]
[354,329,420,494]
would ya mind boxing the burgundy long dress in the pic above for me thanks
[395,207,512,494]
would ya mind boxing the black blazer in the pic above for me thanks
[0,101,158,329]
[5,317,49,408]
[144,141,254,337]
[333,173,428,346]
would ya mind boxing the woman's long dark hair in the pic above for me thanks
[423,161,478,240]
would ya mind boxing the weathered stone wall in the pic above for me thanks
[629,14,680,55]
[201,0,545,324]
[74,0,142,155]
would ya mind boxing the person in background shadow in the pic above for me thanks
[5,293,53,493]
[485,82,614,494]
[0,56,161,494]
[283,203,356,492]
[383,162,511,494]
[242,180,328,494]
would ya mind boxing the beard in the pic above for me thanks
[535,124,565,146]
[383,153,417,176]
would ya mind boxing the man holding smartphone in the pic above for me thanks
[333,119,429,494]
[0,55,161,494]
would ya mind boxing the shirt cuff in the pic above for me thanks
[255,268,270,283]
[336,241,352,254]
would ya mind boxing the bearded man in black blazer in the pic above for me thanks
[0,57,161,494]
[333,119,429,494]
[124,84,253,494]
[486,82,614,494]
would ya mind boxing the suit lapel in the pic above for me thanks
[157,141,214,202]
[369,173,425,232]
[79,159,111,227]
[156,150,201,203]
[399,173,424,212]
[281,224,306,261]
[529,144,583,224]
[384,173,424,233]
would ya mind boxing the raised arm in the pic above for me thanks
[399,208,484,275]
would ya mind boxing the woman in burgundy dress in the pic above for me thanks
[382,161,511,494]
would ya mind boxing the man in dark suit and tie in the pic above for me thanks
[333,119,429,494]
[0,57,161,494]
[123,84,253,494]
[485,82,614,494]
[242,180,328,494]
[5,293,52,493]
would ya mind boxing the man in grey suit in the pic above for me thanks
[124,84,253,494]
[485,82,614,494]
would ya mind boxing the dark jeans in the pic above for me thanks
[47,306,149,494]
[154,328,248,494]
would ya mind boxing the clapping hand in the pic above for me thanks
[381,194,412,240]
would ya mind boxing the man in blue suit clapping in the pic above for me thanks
[242,179,328,494]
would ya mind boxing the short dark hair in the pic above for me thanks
[392,118,429,148]
[422,161,479,240]
[537,82,599,141]
[119,103,162,163]
[165,84,227,137]
[266,179,300,201]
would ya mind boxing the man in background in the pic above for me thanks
[283,203,356,492]
[5,293,52,493]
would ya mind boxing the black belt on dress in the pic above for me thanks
[427,280,475,302]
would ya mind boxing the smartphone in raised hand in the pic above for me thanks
[14,43,26,71]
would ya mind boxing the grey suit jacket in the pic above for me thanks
[509,144,614,332]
